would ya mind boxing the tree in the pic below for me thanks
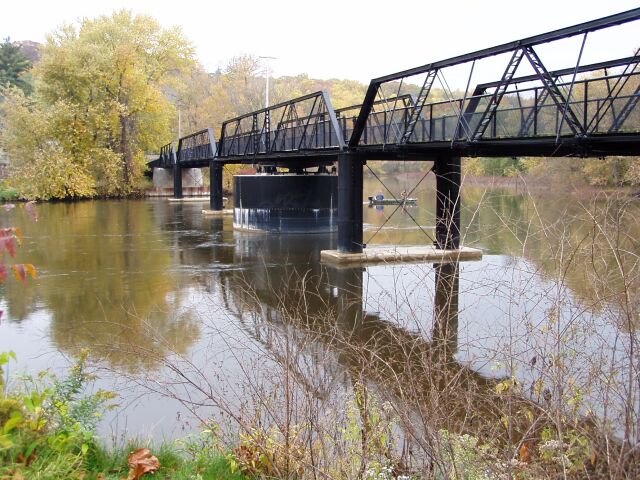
[1,11,196,199]
[0,39,32,95]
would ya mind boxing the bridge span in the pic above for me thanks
[149,8,640,259]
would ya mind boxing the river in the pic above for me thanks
[1,175,638,449]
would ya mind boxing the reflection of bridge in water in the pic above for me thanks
[150,9,640,258]
[161,217,539,441]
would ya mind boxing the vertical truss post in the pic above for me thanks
[210,161,223,211]
[172,149,182,199]
[518,78,556,136]
[434,155,461,249]
[337,152,363,253]
[264,110,271,153]
[252,114,259,155]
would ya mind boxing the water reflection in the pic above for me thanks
[1,201,200,370]
[192,229,521,439]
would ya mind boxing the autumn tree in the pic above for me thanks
[0,39,32,95]
[0,10,195,199]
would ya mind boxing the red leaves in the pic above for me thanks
[0,227,22,258]
[124,448,160,480]
[0,204,37,285]
[11,264,37,284]
[0,264,8,283]
[0,236,15,258]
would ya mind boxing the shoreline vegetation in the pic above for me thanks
[0,352,246,479]
[1,171,640,204]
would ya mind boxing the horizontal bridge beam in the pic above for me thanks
[475,55,640,91]
[372,8,640,85]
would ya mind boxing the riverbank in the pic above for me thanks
[387,170,640,198]
[0,352,246,480]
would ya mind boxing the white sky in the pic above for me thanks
[2,0,639,87]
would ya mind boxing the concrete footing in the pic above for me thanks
[320,245,482,266]
[167,197,208,203]
[202,209,233,216]
[168,196,228,204]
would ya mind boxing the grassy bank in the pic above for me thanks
[0,352,245,480]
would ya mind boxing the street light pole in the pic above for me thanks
[259,56,276,109]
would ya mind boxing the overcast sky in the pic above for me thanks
[2,0,639,87]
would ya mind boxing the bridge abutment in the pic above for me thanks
[150,167,205,196]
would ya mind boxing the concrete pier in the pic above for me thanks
[320,245,482,266]
[202,209,233,216]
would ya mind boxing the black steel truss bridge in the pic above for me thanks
[149,8,640,254]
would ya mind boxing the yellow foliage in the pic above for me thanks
[0,10,196,199]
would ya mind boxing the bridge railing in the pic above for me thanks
[153,142,175,168]
[336,94,416,145]
[218,91,344,159]
[380,67,639,143]
[348,8,640,149]
[177,128,216,165]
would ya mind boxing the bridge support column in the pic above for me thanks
[337,152,363,253]
[173,164,183,199]
[434,155,461,249]
[210,160,223,211]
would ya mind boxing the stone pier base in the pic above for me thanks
[320,245,482,266]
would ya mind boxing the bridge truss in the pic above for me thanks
[151,8,640,253]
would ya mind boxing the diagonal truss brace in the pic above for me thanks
[399,69,438,144]
[470,48,525,141]
[297,95,320,150]
[609,82,640,132]
[589,49,640,133]
[523,46,586,137]
[587,51,639,133]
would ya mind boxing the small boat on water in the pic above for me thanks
[368,195,417,206]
